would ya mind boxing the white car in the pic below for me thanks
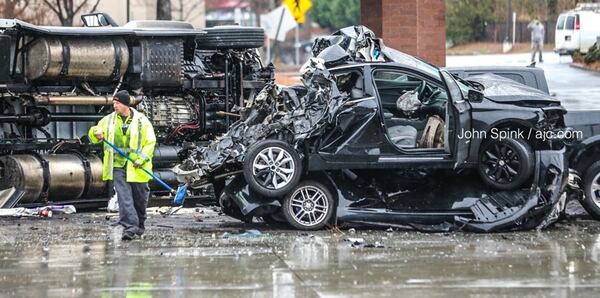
[554,3,600,55]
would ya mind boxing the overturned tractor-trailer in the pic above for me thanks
[0,13,272,207]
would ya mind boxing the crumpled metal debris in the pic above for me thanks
[312,26,386,64]
[0,205,76,217]
[176,26,389,185]
[176,57,344,184]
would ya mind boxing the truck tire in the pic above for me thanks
[478,138,534,190]
[196,26,264,50]
[282,180,335,230]
[581,161,600,220]
[243,140,302,198]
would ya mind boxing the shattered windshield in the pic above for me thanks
[381,48,441,80]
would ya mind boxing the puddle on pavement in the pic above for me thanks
[1,220,600,296]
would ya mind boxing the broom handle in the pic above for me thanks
[102,139,174,192]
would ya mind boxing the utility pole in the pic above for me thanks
[506,0,512,42]
[126,0,130,22]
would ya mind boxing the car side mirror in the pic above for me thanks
[467,89,484,103]
[81,13,118,27]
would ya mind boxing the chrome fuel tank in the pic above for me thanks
[25,37,129,81]
[0,154,106,202]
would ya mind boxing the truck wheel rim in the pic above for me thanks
[482,143,521,184]
[252,147,295,190]
[592,172,600,207]
[288,185,329,227]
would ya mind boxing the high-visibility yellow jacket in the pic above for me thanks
[88,108,156,183]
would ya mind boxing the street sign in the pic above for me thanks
[260,5,297,42]
[283,0,312,24]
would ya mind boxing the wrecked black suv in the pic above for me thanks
[175,26,570,232]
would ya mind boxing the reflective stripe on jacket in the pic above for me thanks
[88,108,156,183]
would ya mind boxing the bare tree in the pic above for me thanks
[157,0,172,20]
[42,0,101,26]
[172,0,204,22]
[1,0,53,24]
[1,0,30,19]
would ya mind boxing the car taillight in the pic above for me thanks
[575,15,580,30]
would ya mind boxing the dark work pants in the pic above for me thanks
[114,168,149,235]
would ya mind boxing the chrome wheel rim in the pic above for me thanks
[288,185,329,227]
[592,172,600,208]
[252,147,295,190]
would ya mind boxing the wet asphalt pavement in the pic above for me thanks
[0,52,598,297]
[1,204,600,297]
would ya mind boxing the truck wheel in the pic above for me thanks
[196,26,264,50]
[580,161,600,220]
[478,138,534,190]
[282,180,334,230]
[243,140,302,198]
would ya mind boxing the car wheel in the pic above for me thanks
[478,138,534,190]
[282,180,335,230]
[196,26,264,50]
[243,140,302,198]
[580,161,600,220]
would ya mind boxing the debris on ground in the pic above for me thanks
[344,237,365,246]
[222,229,264,239]
[0,205,76,218]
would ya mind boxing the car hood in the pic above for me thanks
[468,74,560,105]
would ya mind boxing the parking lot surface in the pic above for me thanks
[1,207,599,297]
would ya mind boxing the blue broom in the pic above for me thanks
[103,139,188,206]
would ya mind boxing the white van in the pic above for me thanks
[554,3,600,55]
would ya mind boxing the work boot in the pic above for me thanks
[135,221,146,236]
[121,231,135,241]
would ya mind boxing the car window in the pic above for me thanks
[566,16,575,30]
[373,70,426,109]
[376,71,409,82]
[497,74,526,85]
[381,48,441,80]
[463,72,526,85]
[332,70,364,98]
[557,15,565,30]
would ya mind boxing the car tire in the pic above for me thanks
[243,140,302,198]
[478,138,535,190]
[580,161,600,220]
[196,26,264,50]
[282,180,335,230]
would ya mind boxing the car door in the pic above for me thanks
[562,14,578,51]
[440,71,472,168]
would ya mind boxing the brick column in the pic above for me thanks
[361,0,446,67]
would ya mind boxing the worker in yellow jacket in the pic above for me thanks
[88,90,156,240]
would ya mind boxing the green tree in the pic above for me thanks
[309,0,359,31]
[446,0,495,45]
